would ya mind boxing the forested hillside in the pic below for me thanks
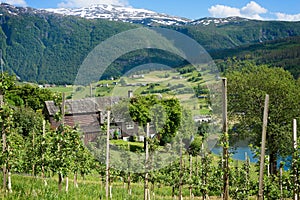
[212,36,300,79]
[1,4,300,84]
[0,6,139,84]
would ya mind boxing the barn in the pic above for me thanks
[43,96,139,144]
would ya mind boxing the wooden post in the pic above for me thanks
[106,111,111,200]
[245,152,249,200]
[90,83,93,97]
[258,94,269,200]
[144,123,150,200]
[32,130,35,176]
[1,91,7,191]
[280,163,283,200]
[3,133,7,191]
[222,78,229,200]
[58,93,65,192]
[293,119,298,200]
[61,93,65,125]
[189,154,193,200]
[179,137,183,200]
[42,120,47,186]
[0,50,7,191]
[0,49,3,77]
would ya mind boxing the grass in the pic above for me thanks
[49,69,214,115]
[0,174,226,200]
[110,139,144,152]
[0,152,281,200]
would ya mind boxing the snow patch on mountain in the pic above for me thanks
[0,3,252,27]
[45,4,190,26]
[191,17,250,26]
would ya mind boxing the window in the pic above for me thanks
[125,122,134,130]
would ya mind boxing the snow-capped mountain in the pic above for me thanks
[0,3,251,27]
[45,4,190,26]
[190,17,250,26]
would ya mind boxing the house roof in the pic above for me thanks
[45,96,122,116]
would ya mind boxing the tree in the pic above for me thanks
[46,125,85,191]
[6,84,57,111]
[128,95,182,145]
[226,64,300,174]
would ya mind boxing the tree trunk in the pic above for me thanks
[172,186,175,199]
[42,165,47,186]
[151,182,155,199]
[74,172,78,188]
[109,185,112,199]
[58,173,62,192]
[7,169,12,193]
[65,176,69,192]
[269,152,277,175]
[127,173,131,195]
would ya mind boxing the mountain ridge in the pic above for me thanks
[0,3,265,26]
[0,3,300,84]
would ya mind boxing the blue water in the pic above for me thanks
[211,145,292,170]
[211,146,258,162]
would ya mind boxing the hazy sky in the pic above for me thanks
[1,0,300,21]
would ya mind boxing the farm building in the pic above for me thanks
[44,97,142,143]
[44,96,144,144]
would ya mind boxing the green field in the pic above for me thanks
[51,68,213,116]
[0,153,262,200]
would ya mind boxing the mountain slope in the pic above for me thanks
[0,3,300,84]
[0,3,140,84]
[45,4,190,26]
[212,36,300,79]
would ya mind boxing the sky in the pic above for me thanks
[1,0,300,21]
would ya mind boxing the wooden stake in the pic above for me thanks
[106,111,111,200]
[144,123,150,200]
[280,163,283,200]
[65,177,69,192]
[222,78,229,200]
[90,83,93,97]
[32,130,35,176]
[293,119,298,200]
[42,120,47,186]
[258,94,269,200]
[179,138,183,200]
[1,94,7,191]
[7,170,11,193]
[189,154,193,200]
[58,93,65,192]
[61,93,65,125]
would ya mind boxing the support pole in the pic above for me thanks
[42,120,47,186]
[58,93,65,192]
[179,140,183,200]
[144,123,150,200]
[258,94,269,200]
[90,83,93,97]
[61,93,65,125]
[0,49,6,191]
[293,119,298,200]
[106,111,111,200]
[222,78,229,200]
